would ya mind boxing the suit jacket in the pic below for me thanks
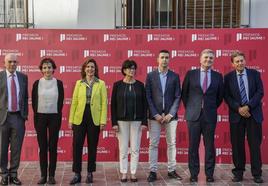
[182,69,223,123]
[69,79,107,126]
[145,69,181,120]
[0,70,28,125]
[224,68,264,124]
[32,79,64,114]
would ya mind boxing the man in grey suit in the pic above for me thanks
[0,53,28,185]
[146,50,181,182]
[182,49,223,183]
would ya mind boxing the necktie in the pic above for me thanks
[11,74,17,111]
[202,71,208,93]
[239,74,248,105]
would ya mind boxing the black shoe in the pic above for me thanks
[147,171,157,182]
[69,174,81,185]
[206,177,214,182]
[190,176,198,182]
[9,177,22,185]
[130,178,138,182]
[120,178,128,182]
[0,177,8,185]
[254,176,263,183]
[85,172,93,184]
[168,171,182,180]
[47,177,56,184]
[232,176,243,182]
[37,177,47,184]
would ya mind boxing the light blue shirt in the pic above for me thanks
[6,70,20,112]
[158,68,168,110]
[200,68,211,90]
[236,69,249,101]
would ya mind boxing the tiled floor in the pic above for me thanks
[17,162,267,185]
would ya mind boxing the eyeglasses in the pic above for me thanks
[127,67,136,70]
[8,60,17,64]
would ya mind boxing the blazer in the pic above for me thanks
[145,69,181,120]
[0,70,28,125]
[69,79,107,126]
[111,80,147,126]
[224,68,264,124]
[31,79,64,114]
[182,69,224,123]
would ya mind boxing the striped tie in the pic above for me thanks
[239,74,248,105]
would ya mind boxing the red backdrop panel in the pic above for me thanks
[0,28,267,163]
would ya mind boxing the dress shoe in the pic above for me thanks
[254,176,263,183]
[37,176,47,184]
[232,176,243,182]
[0,177,8,185]
[120,178,128,182]
[85,172,93,183]
[168,171,182,180]
[130,175,137,182]
[206,177,214,182]
[69,174,81,185]
[190,176,198,182]
[47,177,56,184]
[147,171,157,182]
[9,177,22,185]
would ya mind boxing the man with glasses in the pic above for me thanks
[0,53,28,185]
[145,50,182,182]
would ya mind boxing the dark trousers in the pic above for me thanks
[187,111,216,178]
[230,117,262,178]
[0,112,25,178]
[72,105,100,173]
[34,113,62,177]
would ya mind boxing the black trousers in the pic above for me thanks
[187,111,216,178]
[34,113,62,177]
[72,105,100,173]
[230,117,262,178]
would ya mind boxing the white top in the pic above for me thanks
[37,77,58,113]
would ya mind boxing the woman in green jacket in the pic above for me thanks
[69,58,107,184]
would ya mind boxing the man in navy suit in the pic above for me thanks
[224,51,264,183]
[0,53,28,185]
[146,50,181,182]
[182,49,223,183]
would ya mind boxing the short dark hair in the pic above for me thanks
[81,58,99,79]
[121,59,137,76]
[159,49,170,55]
[231,50,245,63]
[39,58,57,72]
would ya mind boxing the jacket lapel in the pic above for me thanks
[153,71,163,95]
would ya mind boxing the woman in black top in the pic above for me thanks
[111,59,147,182]
[32,58,64,185]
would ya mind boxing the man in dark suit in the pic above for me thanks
[0,53,28,185]
[224,51,264,183]
[145,50,181,182]
[182,49,223,183]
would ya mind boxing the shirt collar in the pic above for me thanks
[158,68,168,76]
[236,68,247,76]
[200,67,211,73]
[6,69,17,78]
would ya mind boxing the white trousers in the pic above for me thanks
[117,121,142,174]
[148,120,178,172]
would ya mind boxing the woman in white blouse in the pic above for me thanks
[32,58,64,185]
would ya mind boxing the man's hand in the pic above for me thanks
[238,105,251,118]
[162,114,173,124]
[154,114,163,124]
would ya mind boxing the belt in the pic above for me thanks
[8,111,20,115]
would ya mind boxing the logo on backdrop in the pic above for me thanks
[103,33,130,42]
[16,33,43,41]
[147,33,175,42]
[236,32,266,41]
[40,49,67,57]
[127,50,154,58]
[59,33,87,42]
[216,148,232,156]
[0,49,23,57]
[103,66,121,74]
[191,33,220,42]
[59,66,81,74]
[171,50,198,58]
[215,49,237,58]
[83,50,111,58]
